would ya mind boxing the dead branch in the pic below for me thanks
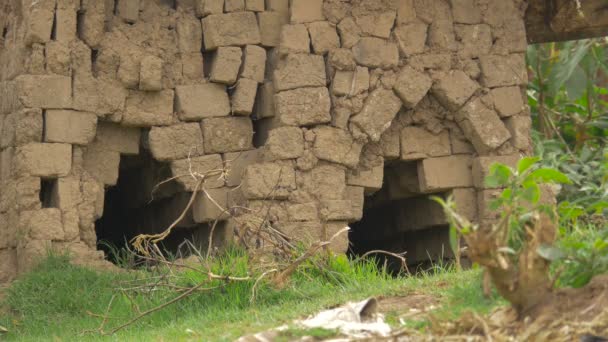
[357,250,410,274]
[271,227,350,288]
[132,178,203,255]
[103,280,215,335]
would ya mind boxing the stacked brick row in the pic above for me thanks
[0,0,533,281]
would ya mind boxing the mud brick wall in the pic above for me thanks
[0,0,532,281]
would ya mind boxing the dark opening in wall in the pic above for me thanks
[94,150,219,265]
[348,161,454,273]
[1,26,8,49]
[90,49,99,75]
[40,178,57,208]
[76,10,85,41]
[50,9,57,40]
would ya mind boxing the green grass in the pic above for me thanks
[0,254,501,341]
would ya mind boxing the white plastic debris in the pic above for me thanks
[297,298,392,338]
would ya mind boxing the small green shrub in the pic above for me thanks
[555,223,608,288]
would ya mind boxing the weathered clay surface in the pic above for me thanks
[0,0,532,279]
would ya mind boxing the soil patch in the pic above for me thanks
[378,294,439,315]
[422,275,608,341]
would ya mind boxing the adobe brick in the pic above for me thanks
[202,12,261,50]
[181,52,204,81]
[16,75,72,109]
[192,187,231,222]
[210,47,242,85]
[116,0,139,23]
[324,221,349,253]
[171,154,224,191]
[139,55,163,91]
[308,21,340,55]
[25,7,54,45]
[352,37,399,69]
[15,143,72,178]
[264,127,305,161]
[241,162,297,199]
[44,110,97,145]
[332,66,369,97]
[245,0,265,11]
[231,78,258,115]
[456,97,511,154]
[21,208,64,241]
[450,188,478,222]
[201,117,254,153]
[347,162,384,193]
[83,143,120,186]
[78,1,105,48]
[224,0,245,12]
[393,66,432,108]
[257,12,282,47]
[397,0,416,24]
[50,177,82,210]
[504,115,532,150]
[273,54,326,91]
[299,164,346,200]
[224,149,262,186]
[354,11,396,39]
[418,155,474,192]
[255,82,276,119]
[54,7,77,42]
[95,122,141,155]
[195,0,223,16]
[290,0,324,23]
[350,88,402,142]
[455,24,492,58]
[450,0,482,24]
[432,70,479,111]
[312,126,362,168]
[279,24,310,56]
[176,84,230,121]
[241,45,266,83]
[479,54,527,88]
[274,87,331,126]
[337,17,361,49]
[45,42,71,76]
[394,22,427,56]
[148,123,204,161]
[400,127,451,160]
[491,86,525,117]
[73,76,127,116]
[123,90,175,127]
[395,197,447,230]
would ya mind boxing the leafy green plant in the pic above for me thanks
[534,137,608,221]
[435,158,572,314]
[555,223,608,288]
[527,39,608,149]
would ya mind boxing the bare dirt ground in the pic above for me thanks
[383,275,608,341]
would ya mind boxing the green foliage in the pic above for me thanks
[484,159,570,255]
[527,39,608,149]
[535,137,608,220]
[555,223,608,288]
